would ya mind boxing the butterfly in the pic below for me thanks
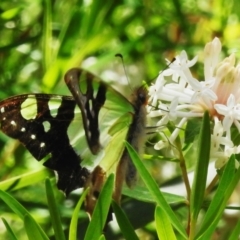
[0,68,148,206]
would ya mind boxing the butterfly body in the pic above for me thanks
[114,86,148,203]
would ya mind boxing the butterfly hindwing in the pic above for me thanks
[0,94,89,194]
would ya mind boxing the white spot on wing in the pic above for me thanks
[21,127,26,132]
[88,130,91,138]
[11,120,16,126]
[49,96,63,118]
[40,142,45,148]
[86,119,90,127]
[1,107,5,113]
[67,106,89,156]
[21,96,38,120]
[43,121,51,132]
[31,134,36,139]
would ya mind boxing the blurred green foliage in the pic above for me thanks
[0,0,240,239]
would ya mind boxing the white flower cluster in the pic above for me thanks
[149,37,240,168]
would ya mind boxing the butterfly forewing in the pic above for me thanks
[65,68,133,155]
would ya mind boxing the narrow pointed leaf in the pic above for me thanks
[69,188,89,240]
[112,200,138,240]
[125,142,187,239]
[155,206,177,240]
[0,190,48,239]
[0,168,51,192]
[0,190,30,219]
[84,174,114,240]
[42,0,52,71]
[45,178,66,240]
[228,217,240,240]
[1,218,18,240]
[196,156,240,239]
[24,214,49,240]
[122,185,186,204]
[98,235,106,240]
[190,111,211,220]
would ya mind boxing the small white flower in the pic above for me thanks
[215,94,236,130]
[215,145,240,169]
[204,37,222,81]
[149,37,240,169]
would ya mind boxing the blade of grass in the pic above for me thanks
[84,174,114,240]
[125,142,187,239]
[45,178,65,240]
[0,168,51,192]
[196,155,240,239]
[228,216,240,240]
[24,213,49,240]
[0,190,31,219]
[81,0,113,38]
[112,200,138,240]
[42,0,52,71]
[122,185,186,204]
[0,191,48,240]
[1,218,18,240]
[155,205,177,240]
[98,235,106,240]
[69,188,89,240]
[189,111,211,238]
[196,155,236,237]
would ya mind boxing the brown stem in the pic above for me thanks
[205,173,219,196]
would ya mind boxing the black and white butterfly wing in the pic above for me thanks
[0,94,89,195]
[64,68,134,155]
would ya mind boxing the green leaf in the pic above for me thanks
[1,218,18,240]
[0,168,51,192]
[24,214,49,240]
[69,188,89,240]
[0,191,48,240]
[84,174,114,240]
[0,190,31,219]
[125,142,187,239]
[190,111,211,218]
[112,200,138,240]
[228,217,240,240]
[45,178,65,240]
[98,235,106,240]
[155,206,177,240]
[122,185,186,204]
[196,155,240,239]
[42,0,52,71]
[0,7,21,20]
[189,111,211,237]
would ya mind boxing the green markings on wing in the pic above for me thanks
[100,116,130,173]
[78,72,134,171]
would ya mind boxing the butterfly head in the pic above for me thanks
[130,86,148,109]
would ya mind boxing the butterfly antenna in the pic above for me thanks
[161,57,176,74]
[146,57,176,86]
[115,53,132,88]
